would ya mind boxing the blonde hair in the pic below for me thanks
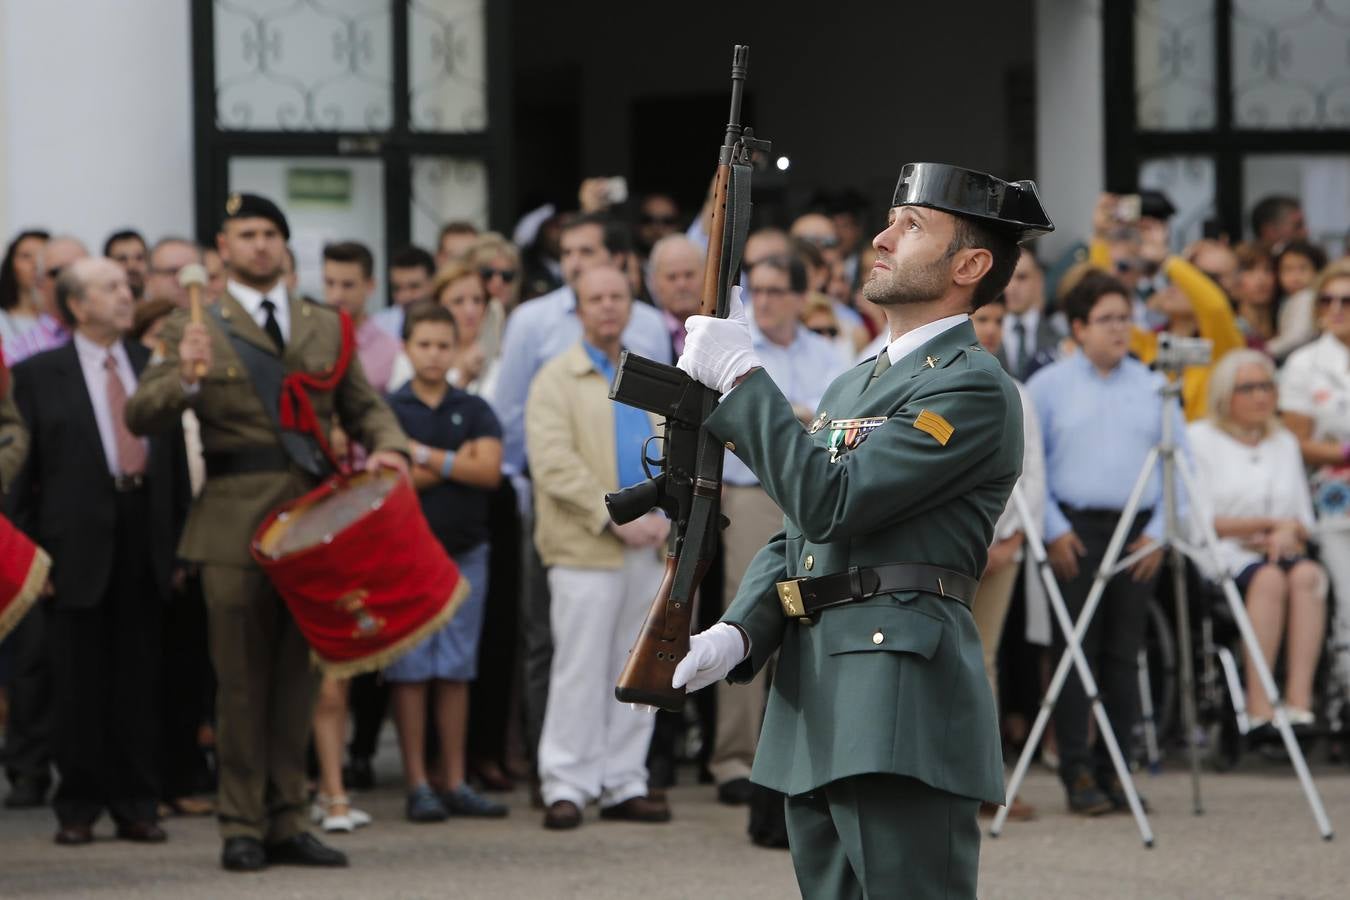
[1206,348,1279,440]
[431,258,482,304]
[464,232,521,307]
[801,293,838,324]
[1310,257,1350,306]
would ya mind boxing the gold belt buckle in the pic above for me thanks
[776,579,807,618]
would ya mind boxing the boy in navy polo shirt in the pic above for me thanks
[385,302,507,821]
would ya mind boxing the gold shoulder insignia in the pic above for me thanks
[914,409,954,446]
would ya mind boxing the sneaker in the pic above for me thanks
[1064,770,1113,816]
[441,783,508,818]
[406,784,448,823]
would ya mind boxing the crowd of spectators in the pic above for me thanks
[1,177,1349,850]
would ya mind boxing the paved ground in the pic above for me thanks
[0,761,1347,898]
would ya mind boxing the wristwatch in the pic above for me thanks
[412,443,431,467]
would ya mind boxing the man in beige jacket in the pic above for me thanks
[525,265,670,831]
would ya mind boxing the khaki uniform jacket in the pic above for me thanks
[525,342,660,569]
[707,320,1022,804]
[0,389,29,493]
[125,291,407,566]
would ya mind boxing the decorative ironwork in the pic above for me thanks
[1134,0,1218,131]
[408,0,487,132]
[411,157,489,248]
[1232,0,1350,129]
[214,0,393,131]
[1139,156,1216,249]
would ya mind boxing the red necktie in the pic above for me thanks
[105,353,146,475]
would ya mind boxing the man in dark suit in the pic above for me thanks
[1001,248,1063,382]
[8,257,188,846]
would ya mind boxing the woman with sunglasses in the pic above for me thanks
[1280,258,1350,721]
[465,234,521,365]
[1189,350,1325,733]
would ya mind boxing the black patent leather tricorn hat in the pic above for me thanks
[891,162,1054,243]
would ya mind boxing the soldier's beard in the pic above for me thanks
[862,251,951,307]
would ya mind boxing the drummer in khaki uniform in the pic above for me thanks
[671,164,1053,899]
[125,194,407,872]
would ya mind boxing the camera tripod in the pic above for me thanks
[991,377,1334,845]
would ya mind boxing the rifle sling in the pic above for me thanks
[206,304,331,479]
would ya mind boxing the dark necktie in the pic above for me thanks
[260,298,285,352]
[104,354,146,475]
[864,348,892,392]
[1011,317,1027,379]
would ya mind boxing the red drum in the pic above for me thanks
[251,469,469,677]
[0,515,50,644]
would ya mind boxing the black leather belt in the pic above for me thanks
[204,446,293,478]
[776,563,978,619]
[112,473,146,493]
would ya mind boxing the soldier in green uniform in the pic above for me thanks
[125,194,408,872]
[672,163,1053,899]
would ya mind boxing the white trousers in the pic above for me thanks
[539,549,663,808]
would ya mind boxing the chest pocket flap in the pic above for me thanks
[823,603,944,660]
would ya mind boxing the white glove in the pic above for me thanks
[672,622,749,693]
[677,286,761,395]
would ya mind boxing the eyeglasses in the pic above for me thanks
[799,235,839,250]
[1087,314,1132,328]
[808,325,839,338]
[640,214,680,227]
[1232,380,1276,396]
[1317,293,1350,308]
[479,267,517,284]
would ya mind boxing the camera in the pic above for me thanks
[1154,333,1212,371]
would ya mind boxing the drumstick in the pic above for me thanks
[178,263,208,378]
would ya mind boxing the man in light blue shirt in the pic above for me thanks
[1026,268,1184,817]
[493,213,671,771]
[712,254,848,803]
[493,214,672,478]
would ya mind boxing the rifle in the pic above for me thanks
[606,44,770,711]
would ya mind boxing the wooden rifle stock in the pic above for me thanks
[614,554,711,710]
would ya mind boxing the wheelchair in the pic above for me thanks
[1133,556,1346,773]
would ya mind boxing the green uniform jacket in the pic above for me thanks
[125,292,407,566]
[707,320,1021,804]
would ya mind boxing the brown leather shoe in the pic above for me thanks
[54,824,94,846]
[598,795,671,823]
[543,800,581,830]
[116,821,168,843]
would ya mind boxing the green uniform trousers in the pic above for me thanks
[786,773,980,899]
[203,563,320,842]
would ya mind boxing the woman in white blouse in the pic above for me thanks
[1190,349,1325,728]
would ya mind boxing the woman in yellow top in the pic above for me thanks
[1088,195,1245,420]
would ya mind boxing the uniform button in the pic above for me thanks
[804,554,814,571]
[227,366,237,377]
[724,441,735,451]
[872,631,884,645]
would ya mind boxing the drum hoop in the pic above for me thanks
[252,469,400,561]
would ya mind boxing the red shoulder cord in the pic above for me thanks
[278,309,355,475]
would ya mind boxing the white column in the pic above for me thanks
[1,0,194,250]
[1035,0,1105,261]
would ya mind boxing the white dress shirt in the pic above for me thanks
[885,313,970,365]
[227,278,291,343]
[1003,308,1040,370]
[73,332,146,476]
